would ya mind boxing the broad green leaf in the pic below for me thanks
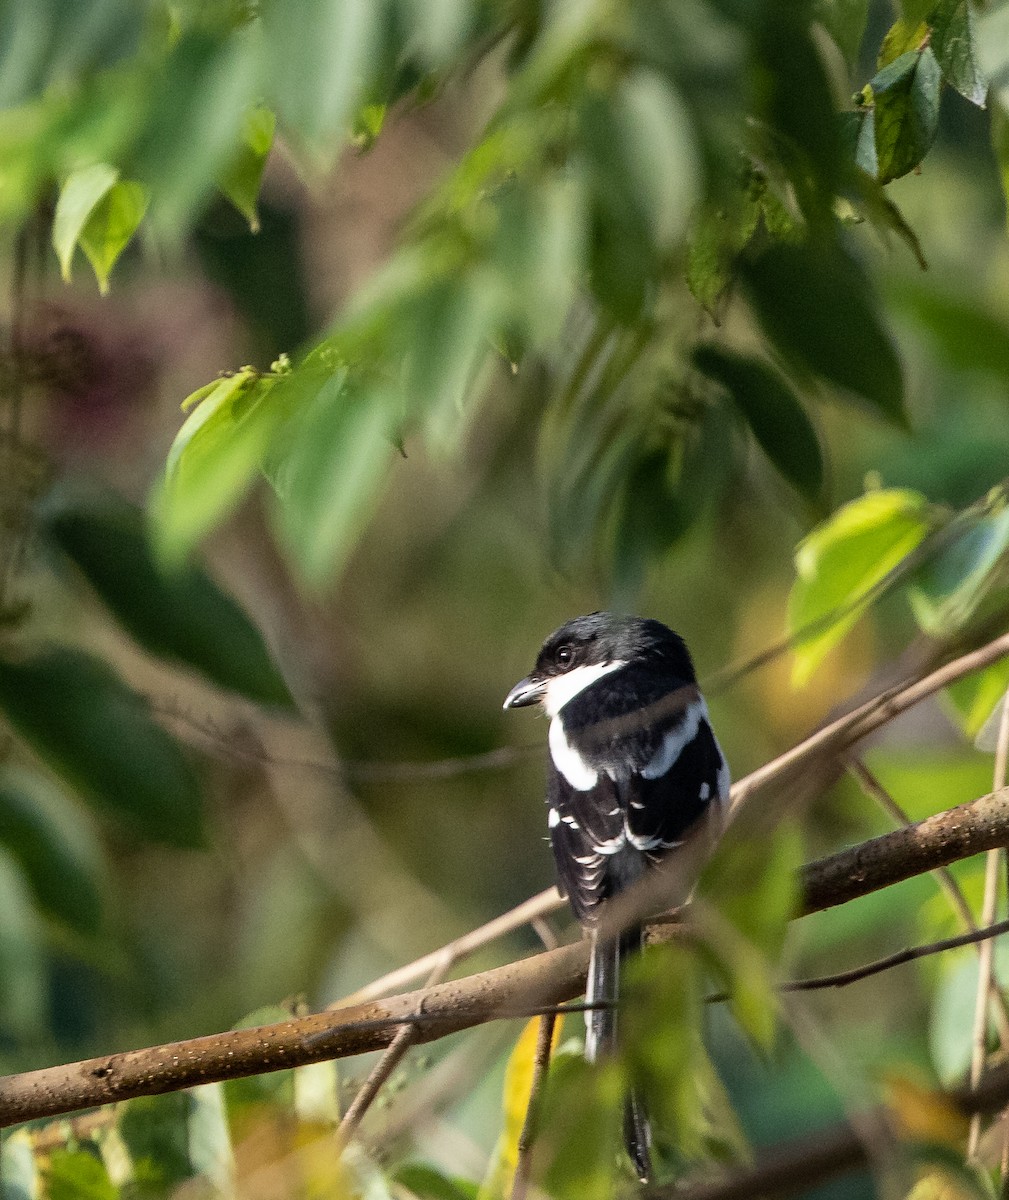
[186,1085,234,1197]
[742,239,905,423]
[0,1131,37,1200]
[154,368,281,565]
[45,1149,118,1200]
[908,508,1009,636]
[813,0,870,66]
[41,485,292,707]
[788,488,932,685]
[693,344,823,501]
[52,163,119,282]
[269,373,395,590]
[931,0,988,106]
[928,952,1009,1084]
[871,47,942,184]
[0,648,204,847]
[0,850,45,1040]
[0,766,106,935]
[479,1016,565,1200]
[393,1163,479,1200]
[218,105,275,231]
[877,19,928,68]
[118,1094,198,1192]
[946,658,1009,739]
[78,179,148,293]
[261,0,381,154]
[534,1053,624,1200]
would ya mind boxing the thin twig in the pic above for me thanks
[969,693,1009,1158]
[337,955,455,1145]
[510,1013,558,1200]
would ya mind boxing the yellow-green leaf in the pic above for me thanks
[478,1016,564,1200]
[78,179,149,293]
[218,105,276,232]
[788,488,933,686]
[52,163,119,282]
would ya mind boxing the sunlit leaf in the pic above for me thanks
[871,47,942,184]
[41,485,292,707]
[155,368,281,565]
[45,1149,118,1200]
[78,179,148,293]
[947,659,1009,740]
[52,163,119,282]
[0,648,204,847]
[742,239,905,423]
[0,766,106,935]
[788,488,933,685]
[479,1016,565,1200]
[877,19,928,68]
[908,507,1009,636]
[693,344,823,501]
[293,1059,340,1126]
[218,104,275,231]
[930,0,987,106]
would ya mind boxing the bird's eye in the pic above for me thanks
[555,644,574,667]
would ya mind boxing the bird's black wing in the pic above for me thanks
[621,715,727,858]
[546,764,624,925]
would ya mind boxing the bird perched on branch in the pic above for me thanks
[504,612,729,1182]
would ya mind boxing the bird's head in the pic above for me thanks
[503,612,694,717]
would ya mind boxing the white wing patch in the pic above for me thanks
[543,659,627,718]
[640,699,706,779]
[549,718,598,790]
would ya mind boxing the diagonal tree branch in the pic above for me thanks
[5,786,1009,1129]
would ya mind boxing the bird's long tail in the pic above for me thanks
[585,924,652,1183]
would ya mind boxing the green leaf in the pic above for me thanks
[877,19,928,68]
[78,179,148,294]
[0,1131,38,1200]
[0,766,106,935]
[908,508,1009,636]
[534,1053,624,1200]
[930,0,987,106]
[0,850,46,1040]
[118,1094,196,1192]
[45,1149,118,1200]
[218,105,276,231]
[742,239,905,422]
[788,488,933,685]
[0,648,204,847]
[293,1059,340,1126]
[41,485,292,707]
[693,344,823,501]
[946,657,1009,739]
[813,0,870,65]
[394,1164,479,1200]
[154,368,281,565]
[52,163,119,283]
[269,373,394,590]
[871,47,942,184]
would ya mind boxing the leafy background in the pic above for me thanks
[3,0,1009,1196]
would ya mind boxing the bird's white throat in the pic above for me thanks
[542,659,626,718]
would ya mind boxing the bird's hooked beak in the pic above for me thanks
[503,674,547,709]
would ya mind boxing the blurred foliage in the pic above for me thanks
[5,0,1009,1197]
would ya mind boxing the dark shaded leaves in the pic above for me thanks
[931,0,987,106]
[41,485,292,707]
[742,238,905,423]
[693,344,823,500]
[871,47,942,184]
[0,649,204,847]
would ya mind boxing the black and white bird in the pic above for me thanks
[503,612,730,1182]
